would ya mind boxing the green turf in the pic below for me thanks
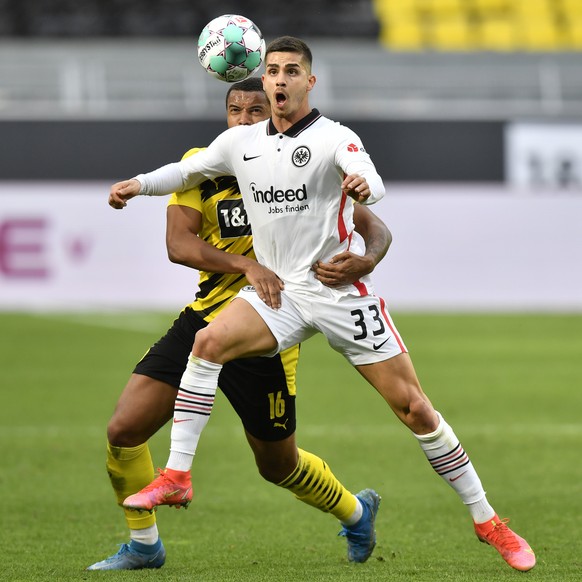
[1,312,581,581]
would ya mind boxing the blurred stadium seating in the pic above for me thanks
[1,2,580,311]
[0,39,580,121]
[374,0,582,51]
[0,0,580,122]
[0,0,379,38]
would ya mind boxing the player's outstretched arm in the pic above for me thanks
[108,179,141,209]
[109,157,209,210]
[341,173,385,205]
[312,205,391,287]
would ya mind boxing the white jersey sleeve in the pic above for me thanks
[136,128,237,196]
[333,126,385,205]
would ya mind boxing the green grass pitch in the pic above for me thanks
[1,311,581,581]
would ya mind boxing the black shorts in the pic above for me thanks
[133,307,297,441]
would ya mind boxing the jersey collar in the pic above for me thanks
[267,108,322,138]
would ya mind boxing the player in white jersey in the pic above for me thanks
[109,36,536,572]
[133,110,383,301]
[88,78,392,570]
[134,110,384,298]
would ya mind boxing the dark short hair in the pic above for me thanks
[265,36,313,70]
[225,76,265,108]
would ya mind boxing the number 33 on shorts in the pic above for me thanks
[327,295,407,363]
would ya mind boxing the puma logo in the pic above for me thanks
[274,419,289,429]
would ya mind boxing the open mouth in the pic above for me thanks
[275,91,287,106]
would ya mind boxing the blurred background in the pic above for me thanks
[1,0,581,311]
[2,7,580,580]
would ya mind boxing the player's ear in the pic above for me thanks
[307,74,316,92]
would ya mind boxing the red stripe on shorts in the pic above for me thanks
[379,296,407,352]
[353,280,369,296]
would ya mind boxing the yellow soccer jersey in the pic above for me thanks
[168,147,255,322]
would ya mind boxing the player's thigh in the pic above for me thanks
[194,297,279,361]
[355,353,437,432]
[108,373,177,446]
[234,288,318,354]
[218,345,299,442]
[355,352,421,405]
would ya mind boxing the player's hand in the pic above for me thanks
[342,174,370,203]
[109,179,141,209]
[313,251,374,287]
[244,263,284,310]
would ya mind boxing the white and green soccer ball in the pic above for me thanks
[197,14,265,82]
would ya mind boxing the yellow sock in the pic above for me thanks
[106,442,157,530]
[277,448,357,522]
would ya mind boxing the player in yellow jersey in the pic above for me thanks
[88,77,392,570]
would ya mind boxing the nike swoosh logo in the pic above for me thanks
[449,470,468,482]
[243,154,262,161]
[163,487,191,500]
[373,337,391,350]
[173,418,193,423]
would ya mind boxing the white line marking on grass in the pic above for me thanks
[31,312,173,334]
[2,423,581,441]
[0,425,105,438]
[281,423,582,439]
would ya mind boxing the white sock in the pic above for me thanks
[415,412,488,508]
[340,496,364,526]
[166,355,222,471]
[130,524,159,545]
[467,495,496,524]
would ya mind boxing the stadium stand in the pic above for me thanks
[373,0,582,51]
[0,0,580,184]
[1,39,580,121]
[0,0,580,122]
[0,0,379,38]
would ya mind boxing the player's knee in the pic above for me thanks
[192,325,227,361]
[256,461,294,484]
[404,396,438,434]
[107,415,142,447]
[255,452,297,484]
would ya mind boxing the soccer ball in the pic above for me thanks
[197,14,266,82]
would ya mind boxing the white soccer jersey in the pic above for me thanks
[138,109,385,297]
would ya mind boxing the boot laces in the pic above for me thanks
[140,468,173,493]
[487,518,521,552]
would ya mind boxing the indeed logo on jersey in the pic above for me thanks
[250,182,308,204]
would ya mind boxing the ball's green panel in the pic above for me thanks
[209,55,229,74]
[226,44,247,65]
[245,51,261,71]
[198,27,210,46]
[223,24,243,43]
[227,41,246,54]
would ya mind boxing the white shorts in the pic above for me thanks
[237,286,408,366]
